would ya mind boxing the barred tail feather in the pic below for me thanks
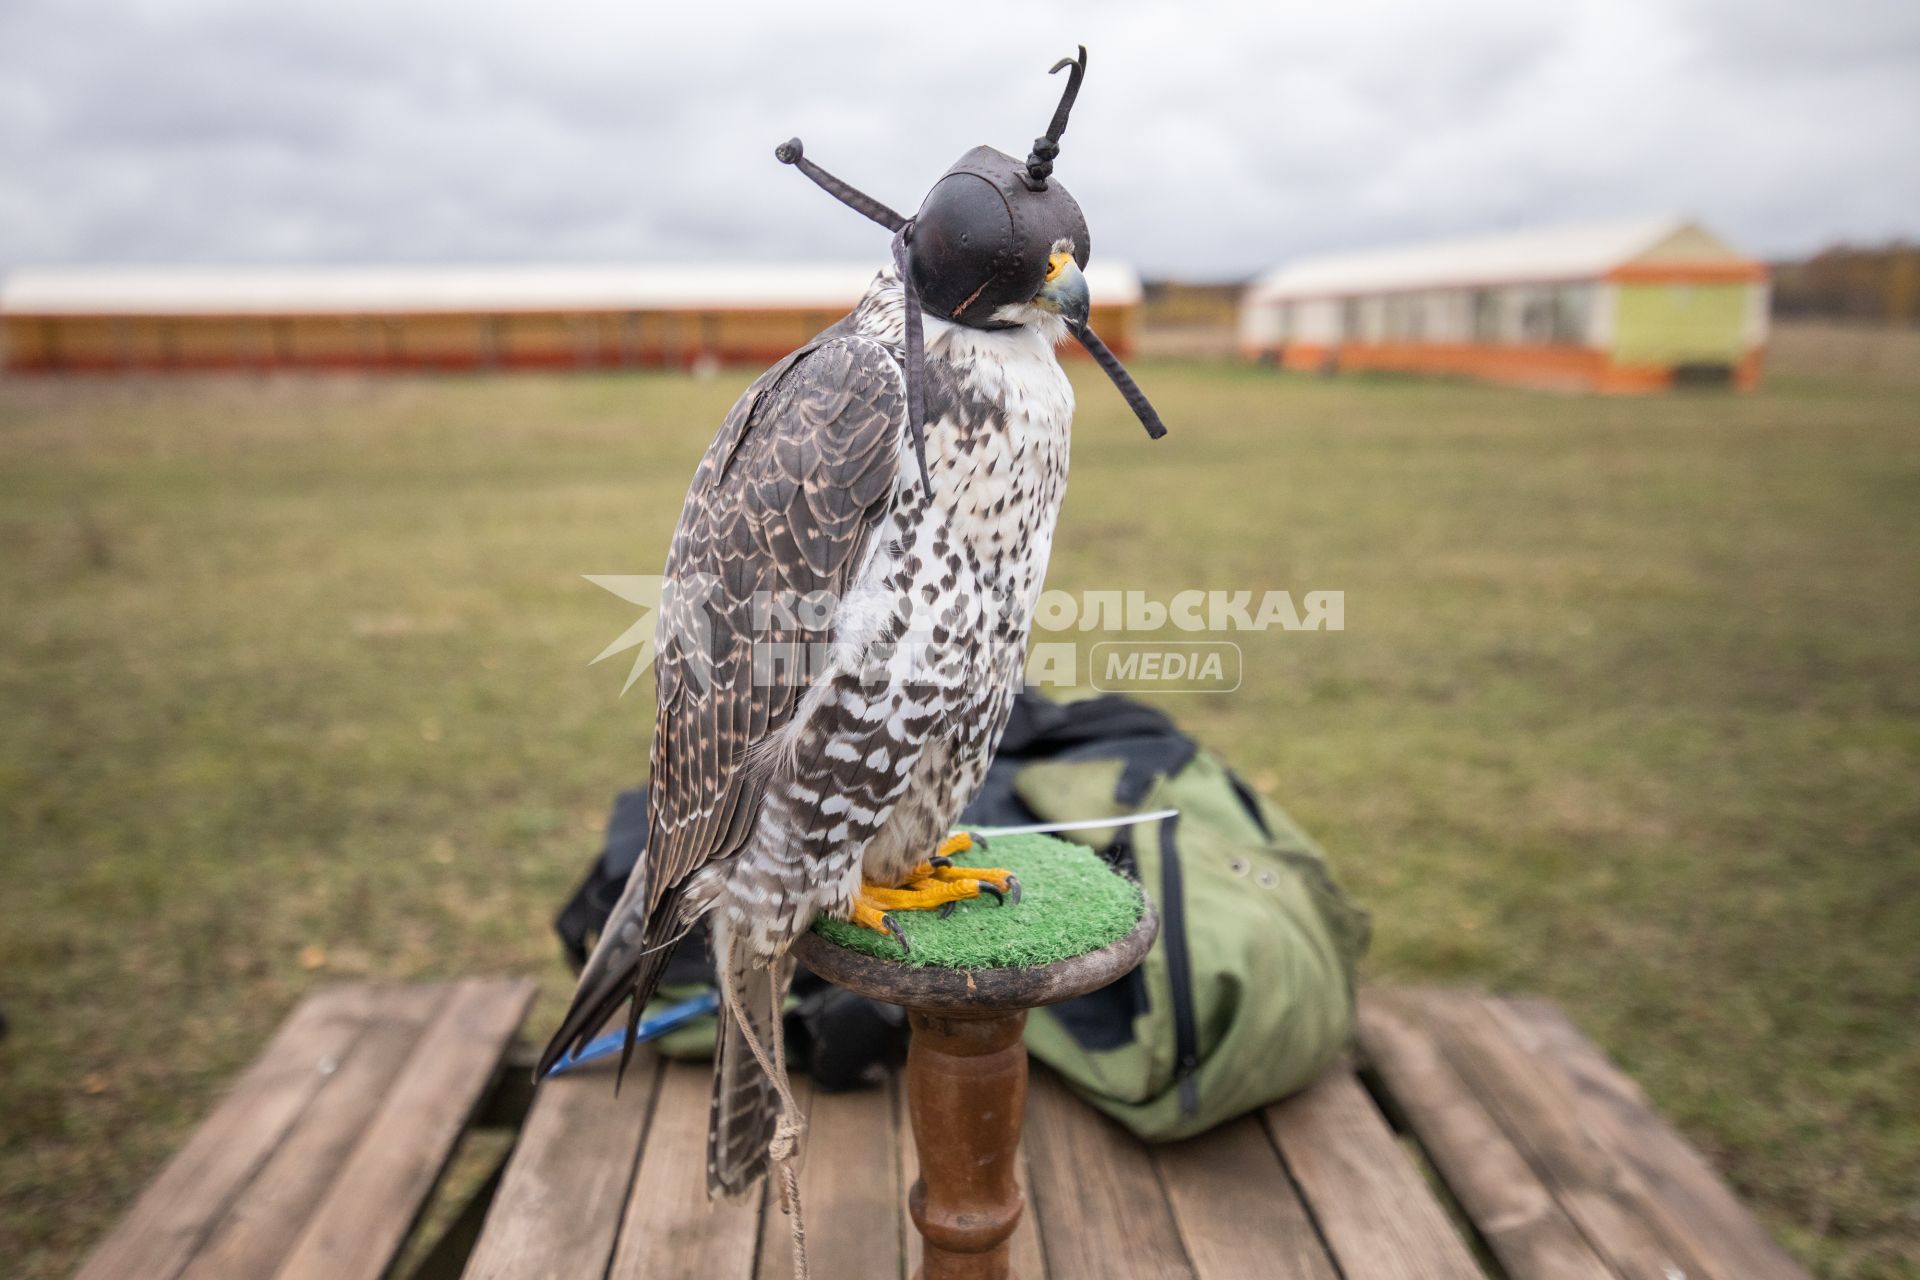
[707,929,792,1199]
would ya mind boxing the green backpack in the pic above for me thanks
[1008,738,1370,1140]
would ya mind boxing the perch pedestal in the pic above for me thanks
[793,903,1156,1280]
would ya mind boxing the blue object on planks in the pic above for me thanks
[543,989,720,1078]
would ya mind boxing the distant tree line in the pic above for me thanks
[1771,242,1920,325]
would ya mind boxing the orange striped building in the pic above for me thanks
[0,263,1144,374]
[1238,218,1769,392]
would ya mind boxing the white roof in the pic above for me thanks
[0,262,1144,316]
[1247,217,1750,301]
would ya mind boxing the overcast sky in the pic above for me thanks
[2,0,1916,279]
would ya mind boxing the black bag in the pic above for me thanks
[554,690,1367,1129]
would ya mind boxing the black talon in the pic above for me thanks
[1004,874,1022,906]
[929,854,954,870]
[968,832,991,850]
[980,882,1006,906]
[938,902,957,919]
[883,912,910,954]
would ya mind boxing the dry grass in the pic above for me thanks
[1,347,1916,1277]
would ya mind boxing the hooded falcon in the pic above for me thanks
[537,46,1167,1199]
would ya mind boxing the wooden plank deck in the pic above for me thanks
[471,1053,1491,1279]
[1355,987,1813,1280]
[75,979,536,1280]
[81,980,1811,1280]
[464,988,1809,1280]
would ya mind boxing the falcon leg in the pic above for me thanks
[848,833,1021,950]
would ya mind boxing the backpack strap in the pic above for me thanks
[994,690,1198,807]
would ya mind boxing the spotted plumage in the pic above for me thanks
[538,265,1074,1195]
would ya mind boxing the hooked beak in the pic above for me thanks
[1036,253,1092,333]
[1037,248,1168,442]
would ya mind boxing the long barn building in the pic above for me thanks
[0,263,1144,374]
[1239,218,1768,392]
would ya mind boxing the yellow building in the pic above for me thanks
[1239,218,1769,392]
[1,263,1144,374]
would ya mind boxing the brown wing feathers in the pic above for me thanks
[536,336,903,1079]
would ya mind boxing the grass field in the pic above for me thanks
[3,335,1917,1278]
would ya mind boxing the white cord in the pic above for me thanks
[717,957,809,1280]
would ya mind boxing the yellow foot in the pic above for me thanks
[905,832,1021,905]
[849,832,1021,953]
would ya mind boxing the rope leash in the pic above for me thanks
[718,957,809,1280]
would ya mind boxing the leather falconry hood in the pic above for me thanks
[774,45,1167,492]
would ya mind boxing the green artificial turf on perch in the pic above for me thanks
[811,832,1143,968]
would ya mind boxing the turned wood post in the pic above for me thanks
[907,1008,1028,1280]
[793,903,1156,1280]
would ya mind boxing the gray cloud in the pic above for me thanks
[1,0,1915,279]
